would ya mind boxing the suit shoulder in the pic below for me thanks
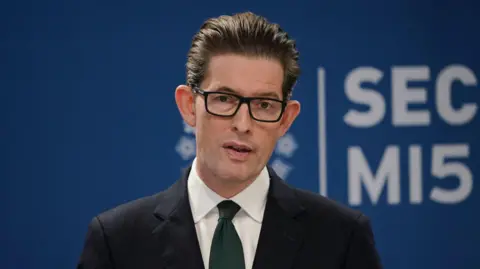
[292,187,365,225]
[94,191,163,229]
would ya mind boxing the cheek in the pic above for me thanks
[196,115,225,146]
[257,127,280,155]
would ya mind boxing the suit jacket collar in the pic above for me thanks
[152,166,304,219]
[264,166,305,217]
[151,166,204,269]
[251,166,306,269]
[152,166,191,221]
[152,165,306,269]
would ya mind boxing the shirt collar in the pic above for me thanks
[187,158,270,224]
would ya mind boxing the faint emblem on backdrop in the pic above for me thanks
[175,121,196,161]
[175,121,298,180]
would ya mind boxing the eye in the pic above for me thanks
[214,94,233,102]
[259,101,271,109]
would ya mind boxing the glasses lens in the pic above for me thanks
[206,93,239,115]
[250,99,283,121]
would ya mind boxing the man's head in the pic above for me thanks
[175,12,301,193]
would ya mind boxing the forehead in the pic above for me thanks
[201,54,284,98]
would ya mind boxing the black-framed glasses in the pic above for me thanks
[192,86,287,123]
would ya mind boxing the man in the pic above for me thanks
[77,12,382,269]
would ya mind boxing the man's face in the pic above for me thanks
[176,54,300,186]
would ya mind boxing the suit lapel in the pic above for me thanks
[151,167,205,269]
[252,167,305,269]
[148,166,305,269]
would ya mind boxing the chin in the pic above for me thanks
[217,164,246,180]
[221,159,262,182]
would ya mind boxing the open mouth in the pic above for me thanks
[224,145,252,153]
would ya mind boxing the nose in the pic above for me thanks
[231,103,252,133]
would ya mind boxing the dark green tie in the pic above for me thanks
[209,200,245,269]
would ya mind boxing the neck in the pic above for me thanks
[195,161,257,199]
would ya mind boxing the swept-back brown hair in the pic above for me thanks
[186,11,300,100]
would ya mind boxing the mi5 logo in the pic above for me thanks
[318,65,477,206]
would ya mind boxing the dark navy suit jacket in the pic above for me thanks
[77,166,382,269]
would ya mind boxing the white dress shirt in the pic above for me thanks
[187,158,270,269]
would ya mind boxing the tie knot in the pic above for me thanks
[217,200,240,220]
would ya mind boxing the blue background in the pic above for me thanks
[2,0,479,268]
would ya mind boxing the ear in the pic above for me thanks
[175,84,196,128]
[278,100,301,136]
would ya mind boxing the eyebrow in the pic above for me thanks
[213,86,281,99]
